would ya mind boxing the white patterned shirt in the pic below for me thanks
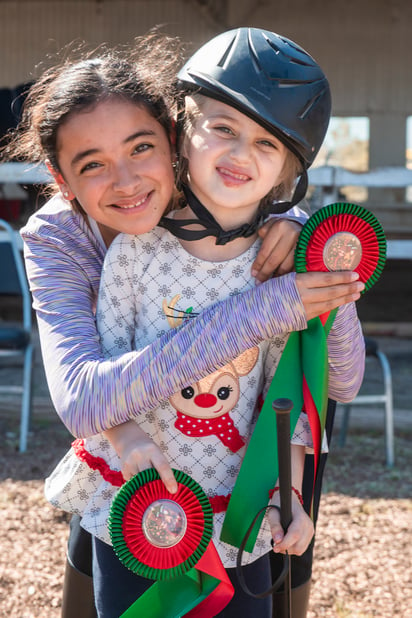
[46,227,318,567]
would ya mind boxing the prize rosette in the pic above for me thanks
[295,202,386,289]
[221,203,387,555]
[109,468,233,618]
[109,467,213,580]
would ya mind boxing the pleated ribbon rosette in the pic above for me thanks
[221,203,386,552]
[109,468,234,617]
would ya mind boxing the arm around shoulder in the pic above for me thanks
[23,212,307,437]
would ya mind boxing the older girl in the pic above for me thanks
[2,34,357,617]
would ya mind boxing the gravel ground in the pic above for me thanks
[0,416,411,618]
[309,430,412,618]
[0,334,411,617]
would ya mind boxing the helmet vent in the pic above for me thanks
[298,89,327,119]
[288,55,316,68]
[264,37,281,55]
[279,37,315,68]
[265,36,314,68]
[278,79,316,87]
[217,34,237,68]
[247,31,265,75]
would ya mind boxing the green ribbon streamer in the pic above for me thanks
[221,309,337,553]
[221,330,303,552]
[121,568,219,618]
[303,310,336,431]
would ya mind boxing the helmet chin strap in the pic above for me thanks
[266,172,308,215]
[158,172,308,245]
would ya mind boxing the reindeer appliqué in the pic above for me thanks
[163,294,259,453]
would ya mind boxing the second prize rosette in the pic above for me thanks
[109,468,234,617]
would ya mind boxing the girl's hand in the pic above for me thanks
[252,219,302,282]
[296,270,365,321]
[267,491,314,556]
[103,421,178,494]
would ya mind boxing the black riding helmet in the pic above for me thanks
[178,27,331,168]
[160,28,331,244]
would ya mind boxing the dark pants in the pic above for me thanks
[92,536,272,618]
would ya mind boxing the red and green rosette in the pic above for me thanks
[221,203,386,553]
[291,202,386,488]
[109,468,234,617]
[295,202,386,289]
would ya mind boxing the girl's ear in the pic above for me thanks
[45,159,75,201]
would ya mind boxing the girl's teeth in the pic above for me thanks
[119,197,146,209]
[219,168,248,180]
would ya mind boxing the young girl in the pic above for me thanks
[44,28,365,617]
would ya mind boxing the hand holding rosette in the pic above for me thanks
[295,202,386,287]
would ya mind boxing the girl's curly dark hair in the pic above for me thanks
[2,32,185,200]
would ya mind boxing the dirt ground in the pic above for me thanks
[0,415,411,617]
[0,334,411,617]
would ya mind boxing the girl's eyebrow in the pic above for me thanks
[208,113,237,123]
[207,114,278,143]
[71,148,99,168]
[70,130,156,168]
[124,129,156,144]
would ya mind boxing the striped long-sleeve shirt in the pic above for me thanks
[21,194,365,438]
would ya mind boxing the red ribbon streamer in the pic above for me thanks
[303,310,329,485]
[185,543,234,617]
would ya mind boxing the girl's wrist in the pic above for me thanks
[270,485,304,506]
[291,486,304,505]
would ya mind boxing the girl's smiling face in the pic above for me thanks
[54,97,175,246]
[183,97,288,230]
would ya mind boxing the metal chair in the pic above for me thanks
[0,218,34,452]
[338,337,394,467]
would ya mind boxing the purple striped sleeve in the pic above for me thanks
[327,302,365,402]
[22,211,306,437]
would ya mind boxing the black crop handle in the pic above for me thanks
[272,397,293,617]
[272,398,293,532]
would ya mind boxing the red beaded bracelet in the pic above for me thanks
[270,485,304,506]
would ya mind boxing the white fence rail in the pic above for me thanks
[0,163,411,258]
[0,162,51,184]
[309,165,412,189]
[2,162,412,189]
[308,166,412,258]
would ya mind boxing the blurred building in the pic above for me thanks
[0,0,411,239]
